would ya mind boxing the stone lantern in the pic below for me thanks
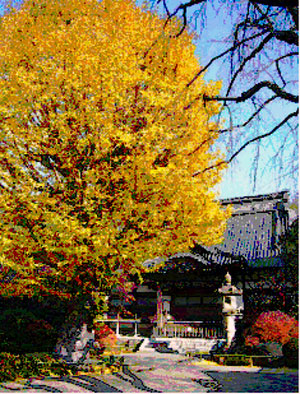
[218,272,243,348]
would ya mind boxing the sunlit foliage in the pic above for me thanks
[0,0,229,307]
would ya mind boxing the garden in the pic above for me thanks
[0,300,124,383]
[210,311,299,368]
[0,299,298,384]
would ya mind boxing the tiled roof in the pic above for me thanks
[143,245,241,274]
[212,191,289,267]
[144,191,289,271]
[220,190,289,206]
[212,211,276,260]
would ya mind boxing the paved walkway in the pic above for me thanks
[0,352,298,392]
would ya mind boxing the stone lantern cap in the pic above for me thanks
[218,272,243,295]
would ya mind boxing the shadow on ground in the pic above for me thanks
[205,371,299,393]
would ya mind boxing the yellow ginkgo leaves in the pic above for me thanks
[0,0,230,302]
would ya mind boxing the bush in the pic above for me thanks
[26,319,57,351]
[245,311,298,352]
[0,308,57,353]
[0,353,19,382]
[93,324,117,353]
[282,337,299,368]
[0,308,36,353]
[0,352,77,382]
[283,337,299,355]
[213,354,252,366]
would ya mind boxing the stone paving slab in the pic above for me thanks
[122,355,214,392]
[0,375,123,393]
[137,366,209,381]
[185,363,262,373]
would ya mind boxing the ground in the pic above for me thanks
[0,352,298,392]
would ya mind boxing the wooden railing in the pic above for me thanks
[95,318,225,339]
[153,321,225,339]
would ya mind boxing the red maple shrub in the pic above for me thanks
[93,323,117,353]
[245,311,298,349]
[245,336,260,348]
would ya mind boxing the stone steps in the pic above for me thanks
[138,337,226,354]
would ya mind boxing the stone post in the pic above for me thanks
[218,272,243,349]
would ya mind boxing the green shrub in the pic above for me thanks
[0,352,77,382]
[282,337,299,368]
[283,337,298,355]
[215,354,252,366]
[0,308,57,354]
[0,308,36,353]
[26,319,57,351]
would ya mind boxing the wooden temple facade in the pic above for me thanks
[106,191,291,342]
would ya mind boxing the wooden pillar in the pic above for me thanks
[116,313,120,337]
[157,286,163,330]
[134,321,138,337]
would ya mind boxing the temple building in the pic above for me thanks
[107,191,293,348]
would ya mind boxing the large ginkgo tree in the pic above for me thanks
[0,0,230,317]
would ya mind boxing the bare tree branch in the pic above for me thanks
[193,109,299,176]
[251,1,298,8]
[186,30,269,88]
[162,0,171,17]
[216,95,277,133]
[226,33,273,95]
[273,30,298,46]
[159,0,298,190]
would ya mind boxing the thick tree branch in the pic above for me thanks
[204,80,298,103]
[251,0,298,8]
[273,30,298,46]
[287,6,298,29]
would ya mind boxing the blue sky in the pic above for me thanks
[1,0,298,200]
[140,0,298,200]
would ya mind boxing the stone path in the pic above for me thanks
[0,352,298,392]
